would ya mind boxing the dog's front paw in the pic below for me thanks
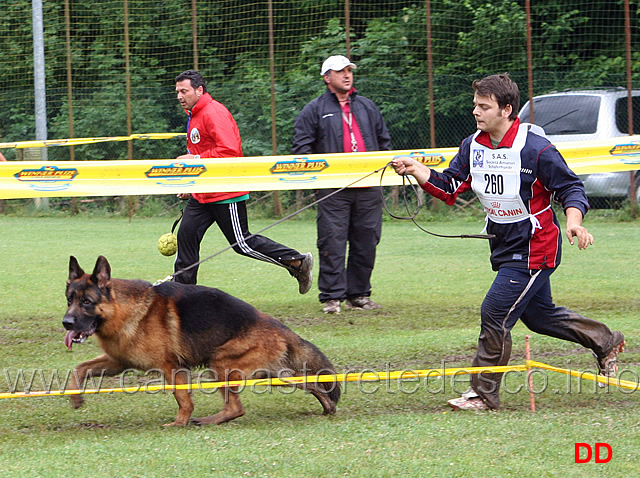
[162,420,188,427]
[69,394,84,409]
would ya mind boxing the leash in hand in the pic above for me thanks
[379,162,495,240]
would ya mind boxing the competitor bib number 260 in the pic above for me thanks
[483,173,504,195]
[470,126,530,224]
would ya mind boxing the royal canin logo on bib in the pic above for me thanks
[491,201,501,208]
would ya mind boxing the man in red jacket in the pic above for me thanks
[172,70,312,293]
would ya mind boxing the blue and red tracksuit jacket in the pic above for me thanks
[421,118,590,271]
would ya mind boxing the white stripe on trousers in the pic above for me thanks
[228,202,283,267]
[499,269,542,360]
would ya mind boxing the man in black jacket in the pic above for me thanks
[292,55,391,314]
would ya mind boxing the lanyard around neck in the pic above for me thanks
[340,101,358,152]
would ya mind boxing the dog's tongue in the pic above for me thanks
[64,330,77,350]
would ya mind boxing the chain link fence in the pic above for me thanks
[1,1,639,213]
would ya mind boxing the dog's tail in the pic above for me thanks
[287,337,341,406]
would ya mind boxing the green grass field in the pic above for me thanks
[0,213,638,477]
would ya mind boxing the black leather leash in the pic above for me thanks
[378,162,495,240]
[155,162,495,285]
[155,164,391,285]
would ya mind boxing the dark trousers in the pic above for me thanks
[315,187,382,303]
[174,198,304,284]
[471,267,618,409]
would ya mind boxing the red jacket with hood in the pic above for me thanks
[185,92,249,203]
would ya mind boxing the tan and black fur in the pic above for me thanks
[62,255,340,426]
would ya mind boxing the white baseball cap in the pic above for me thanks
[321,55,357,76]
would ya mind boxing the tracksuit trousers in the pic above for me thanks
[471,266,620,409]
[315,187,382,303]
[174,197,305,284]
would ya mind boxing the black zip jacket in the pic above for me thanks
[292,88,391,154]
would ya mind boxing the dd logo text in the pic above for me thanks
[574,443,612,463]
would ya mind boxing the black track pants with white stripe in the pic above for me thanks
[174,197,305,284]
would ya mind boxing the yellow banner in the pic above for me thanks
[1,136,639,200]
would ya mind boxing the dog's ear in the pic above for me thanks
[68,256,85,285]
[91,255,112,290]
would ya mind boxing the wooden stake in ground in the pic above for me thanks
[525,335,536,413]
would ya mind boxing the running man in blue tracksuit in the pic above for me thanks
[392,73,625,411]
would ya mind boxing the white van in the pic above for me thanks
[519,87,640,207]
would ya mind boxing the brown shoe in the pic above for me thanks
[344,296,381,310]
[323,299,341,314]
[287,252,313,295]
[596,331,625,386]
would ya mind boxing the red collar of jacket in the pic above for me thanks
[475,117,520,148]
[186,92,213,116]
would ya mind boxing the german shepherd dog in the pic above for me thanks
[62,256,340,426]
